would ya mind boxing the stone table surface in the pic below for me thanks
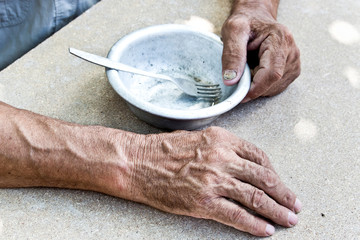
[0,0,359,239]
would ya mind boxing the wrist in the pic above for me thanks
[120,132,160,203]
[107,129,147,201]
[231,0,279,20]
[59,125,142,200]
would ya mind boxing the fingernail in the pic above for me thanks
[223,70,237,81]
[266,224,275,236]
[288,211,298,226]
[294,198,302,213]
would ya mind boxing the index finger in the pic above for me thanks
[221,17,250,86]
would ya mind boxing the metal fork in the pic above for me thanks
[69,48,222,99]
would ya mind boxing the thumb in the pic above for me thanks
[221,27,250,86]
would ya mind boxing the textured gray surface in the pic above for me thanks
[0,0,359,239]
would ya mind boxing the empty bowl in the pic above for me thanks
[106,24,250,130]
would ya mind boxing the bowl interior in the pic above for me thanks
[107,24,250,120]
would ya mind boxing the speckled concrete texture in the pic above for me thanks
[0,0,359,239]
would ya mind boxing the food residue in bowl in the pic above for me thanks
[129,73,219,110]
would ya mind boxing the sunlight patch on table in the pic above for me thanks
[344,66,360,89]
[176,16,215,33]
[294,118,318,142]
[328,20,360,45]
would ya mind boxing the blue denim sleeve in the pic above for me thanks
[54,0,100,31]
[0,0,100,70]
[0,0,32,28]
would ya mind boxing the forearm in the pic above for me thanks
[0,101,137,198]
[231,0,280,19]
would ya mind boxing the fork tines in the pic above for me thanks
[195,83,222,98]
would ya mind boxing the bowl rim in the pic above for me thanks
[106,24,250,120]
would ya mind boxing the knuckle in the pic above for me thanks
[272,208,284,221]
[295,53,302,75]
[222,51,245,62]
[269,69,283,83]
[282,191,296,206]
[288,58,301,81]
[251,188,266,209]
[270,23,294,46]
[268,24,283,40]
[204,126,230,142]
[198,194,215,208]
[261,169,280,188]
[294,46,301,59]
[295,65,301,78]
[201,126,224,145]
[205,126,223,134]
[222,16,249,34]
[204,169,222,184]
[229,208,246,223]
[208,147,225,162]
[255,147,270,166]
[284,30,295,46]
[247,89,262,100]
[275,23,289,35]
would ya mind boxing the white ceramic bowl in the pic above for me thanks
[106,24,250,130]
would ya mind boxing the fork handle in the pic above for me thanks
[69,48,173,81]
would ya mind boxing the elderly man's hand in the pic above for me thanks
[127,127,301,236]
[221,0,301,102]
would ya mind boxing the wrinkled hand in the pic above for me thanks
[221,4,301,102]
[128,127,301,236]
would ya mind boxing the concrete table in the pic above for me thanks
[0,0,359,239]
